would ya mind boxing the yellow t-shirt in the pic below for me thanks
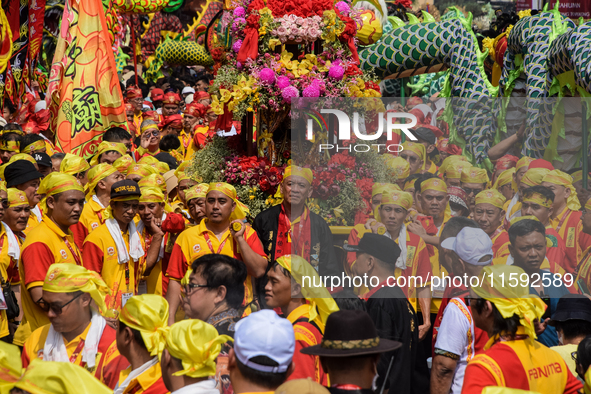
[0,226,21,339]
[79,197,106,234]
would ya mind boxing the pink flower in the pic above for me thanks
[303,84,320,97]
[233,6,245,17]
[307,27,320,38]
[328,65,345,80]
[335,1,350,15]
[259,67,276,84]
[282,86,299,103]
[276,75,291,89]
[232,39,243,53]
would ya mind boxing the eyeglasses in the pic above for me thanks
[0,199,7,209]
[37,292,83,315]
[572,351,578,363]
[145,130,160,138]
[183,283,210,296]
[463,187,483,196]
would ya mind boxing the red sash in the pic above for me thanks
[276,205,311,261]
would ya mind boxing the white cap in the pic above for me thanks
[182,86,195,95]
[440,227,493,266]
[34,101,47,113]
[185,93,194,104]
[234,310,295,373]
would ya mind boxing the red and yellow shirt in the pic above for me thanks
[19,216,83,335]
[82,223,146,312]
[116,361,168,394]
[22,322,127,389]
[551,208,591,273]
[491,228,511,259]
[462,328,582,394]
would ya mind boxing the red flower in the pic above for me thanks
[260,177,272,192]
[329,153,355,168]
[345,63,362,76]
[336,173,346,182]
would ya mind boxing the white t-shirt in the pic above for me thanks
[434,297,475,394]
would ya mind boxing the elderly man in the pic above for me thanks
[400,142,426,175]
[166,182,267,324]
[21,263,127,389]
[460,167,488,212]
[184,184,209,224]
[473,189,509,259]
[4,160,43,234]
[462,265,581,394]
[82,180,162,313]
[542,169,591,273]
[253,165,339,274]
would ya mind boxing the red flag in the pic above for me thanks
[46,0,126,158]
[28,0,45,69]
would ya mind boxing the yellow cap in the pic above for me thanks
[493,168,516,190]
[139,156,169,174]
[516,156,534,172]
[185,183,209,202]
[385,156,410,180]
[43,263,110,314]
[420,177,448,193]
[138,173,167,195]
[119,294,169,358]
[59,153,90,176]
[439,155,468,176]
[14,359,111,394]
[401,142,426,171]
[475,189,506,210]
[139,186,166,203]
[128,164,159,179]
[165,320,232,378]
[284,165,313,184]
[445,161,471,180]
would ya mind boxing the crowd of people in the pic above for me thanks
[0,69,590,394]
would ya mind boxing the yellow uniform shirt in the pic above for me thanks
[0,225,21,339]
[19,216,83,337]
[80,197,106,234]
[116,360,168,394]
[23,207,42,235]
[82,223,146,312]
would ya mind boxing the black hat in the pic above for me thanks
[549,295,591,326]
[413,127,436,145]
[33,152,52,168]
[4,160,43,188]
[154,152,178,170]
[343,233,401,264]
[110,180,141,199]
[300,310,401,357]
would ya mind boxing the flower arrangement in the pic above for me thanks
[210,0,381,121]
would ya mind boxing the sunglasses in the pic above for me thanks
[463,187,483,196]
[37,292,82,315]
[0,199,7,209]
[145,130,160,138]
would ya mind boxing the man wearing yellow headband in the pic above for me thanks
[127,164,159,183]
[575,198,591,295]
[264,255,338,385]
[113,155,135,176]
[135,120,162,160]
[400,141,426,175]
[22,263,128,389]
[503,158,538,225]
[103,126,133,156]
[542,170,589,274]
[252,165,339,274]
[115,294,168,394]
[464,264,581,393]
[166,182,266,324]
[74,164,124,249]
[493,167,516,201]
[0,131,21,164]
[444,161,470,188]
[162,319,232,394]
[521,186,570,276]
[174,165,198,211]
[59,153,91,186]
[371,189,432,337]
[0,188,27,342]
[20,134,47,155]
[82,180,162,312]
[137,186,170,295]
[460,167,489,212]
[19,172,85,340]
[474,189,510,258]
[386,156,410,189]
[573,170,591,209]
[184,183,208,224]
[91,141,126,166]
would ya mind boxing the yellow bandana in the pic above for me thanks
[21,140,45,154]
[445,161,471,180]
[0,140,19,153]
[380,189,413,210]
[522,191,553,209]
[0,341,22,385]
[276,255,339,331]
[7,188,28,208]
[516,156,534,172]
[572,170,591,185]
[185,183,209,202]
[138,173,167,195]
[139,156,169,174]
[509,215,540,226]
[421,177,448,194]
[43,263,110,313]
[475,189,506,209]
[493,168,516,190]
[521,168,550,188]
[461,167,489,184]
[284,165,313,184]
[386,156,410,180]
[38,173,84,213]
[401,142,426,171]
[371,183,399,198]
[439,155,468,175]
[542,169,581,211]
[119,294,169,358]
[0,181,5,193]
[403,179,416,191]
[112,155,135,175]
[9,153,37,166]
[473,265,546,339]
[60,153,90,176]
[208,182,249,220]
[90,142,126,166]
[140,122,160,135]
[128,164,159,178]
[85,163,117,197]
[139,186,165,203]
[166,320,232,378]
[14,359,112,394]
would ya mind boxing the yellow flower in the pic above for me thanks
[356,78,366,90]
[211,95,225,115]
[259,7,272,16]
[232,88,246,102]
[259,26,267,36]
[269,38,281,51]
[219,89,232,103]
[249,195,255,200]
[317,59,331,73]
